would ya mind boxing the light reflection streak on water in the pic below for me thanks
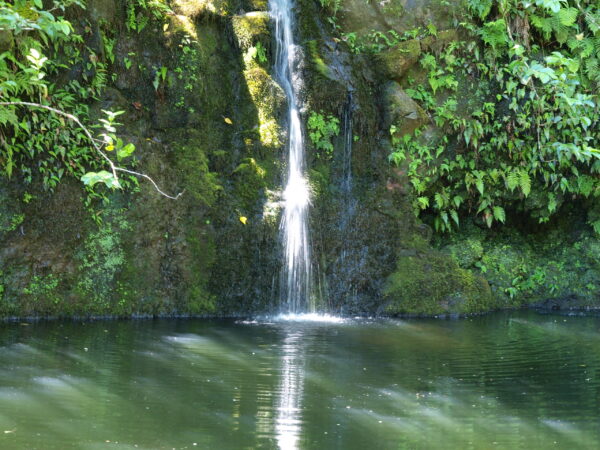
[0,312,600,449]
[275,331,305,450]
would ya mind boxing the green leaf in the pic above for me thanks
[493,205,506,223]
[117,143,135,160]
[519,170,531,197]
[535,0,562,14]
[450,209,459,225]
[0,107,18,126]
[475,178,484,195]
[558,8,579,27]
[547,193,558,213]
[506,171,519,191]
[81,171,121,189]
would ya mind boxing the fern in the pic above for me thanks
[493,205,506,223]
[519,170,531,197]
[467,0,492,20]
[481,19,509,51]
[584,57,600,84]
[557,7,578,27]
[585,10,600,35]
[531,15,554,39]
[506,171,520,191]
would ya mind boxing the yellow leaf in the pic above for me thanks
[224,117,233,125]
[239,216,247,225]
[576,33,584,41]
[163,23,169,32]
[106,144,114,151]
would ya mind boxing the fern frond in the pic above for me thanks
[506,171,519,191]
[530,14,553,39]
[481,19,509,50]
[585,57,599,81]
[585,11,600,35]
[550,14,571,44]
[557,7,578,27]
[519,170,531,197]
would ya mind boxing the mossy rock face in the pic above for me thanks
[88,0,119,23]
[338,0,468,37]
[420,29,460,53]
[172,0,234,18]
[0,30,13,53]
[384,247,494,315]
[0,0,283,318]
[376,39,421,81]
[438,212,600,310]
[243,66,285,148]
[242,0,268,11]
[232,12,270,50]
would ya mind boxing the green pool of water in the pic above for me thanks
[0,311,599,449]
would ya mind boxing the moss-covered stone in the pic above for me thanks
[420,29,460,53]
[243,66,285,148]
[172,0,233,19]
[438,215,600,310]
[232,11,270,50]
[376,39,421,81]
[338,0,468,38]
[384,245,494,315]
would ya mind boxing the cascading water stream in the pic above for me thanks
[270,0,312,313]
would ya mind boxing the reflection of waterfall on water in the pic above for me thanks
[274,331,305,450]
[270,0,312,313]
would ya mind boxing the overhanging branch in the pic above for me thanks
[0,101,183,199]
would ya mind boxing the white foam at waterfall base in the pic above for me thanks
[273,313,347,324]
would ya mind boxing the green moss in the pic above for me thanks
[309,164,331,199]
[306,40,334,79]
[174,141,222,206]
[233,157,268,207]
[232,12,270,51]
[185,233,217,314]
[376,39,421,80]
[243,0,268,11]
[22,274,61,315]
[384,245,494,315]
[243,66,284,148]
[439,217,600,309]
[171,0,233,18]
[443,237,484,268]
[75,210,130,313]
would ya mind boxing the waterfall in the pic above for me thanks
[270,0,312,313]
[341,91,354,194]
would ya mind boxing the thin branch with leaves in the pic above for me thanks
[0,101,183,199]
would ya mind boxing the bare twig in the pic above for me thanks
[0,101,183,199]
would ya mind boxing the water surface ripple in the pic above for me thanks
[0,311,599,449]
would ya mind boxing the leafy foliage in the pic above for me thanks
[0,0,121,192]
[0,0,151,202]
[307,111,340,159]
[390,0,600,232]
[125,0,171,33]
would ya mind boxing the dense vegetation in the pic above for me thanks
[1,0,600,317]
[0,0,178,216]
[387,0,600,232]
